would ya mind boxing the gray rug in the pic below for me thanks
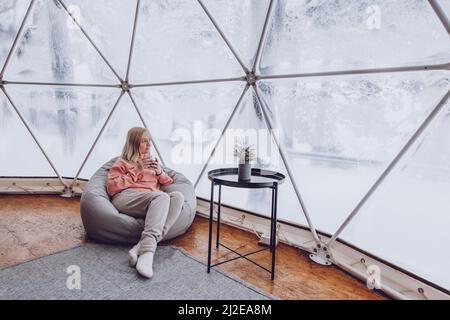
[0,243,276,300]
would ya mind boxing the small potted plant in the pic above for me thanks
[234,139,256,181]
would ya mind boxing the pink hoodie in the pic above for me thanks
[106,158,173,197]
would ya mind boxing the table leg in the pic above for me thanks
[271,183,278,280]
[270,186,275,253]
[216,184,221,249]
[207,181,214,273]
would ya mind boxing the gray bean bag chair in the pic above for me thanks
[80,157,197,244]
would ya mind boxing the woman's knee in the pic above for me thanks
[154,192,170,204]
[170,191,184,202]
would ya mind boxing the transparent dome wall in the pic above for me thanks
[1,0,450,294]
[341,99,450,290]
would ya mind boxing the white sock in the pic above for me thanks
[136,252,154,278]
[128,242,141,267]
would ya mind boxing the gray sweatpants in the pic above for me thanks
[111,189,184,254]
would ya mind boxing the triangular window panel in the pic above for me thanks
[202,0,271,69]
[132,82,246,183]
[342,97,450,291]
[258,70,450,234]
[63,0,136,80]
[79,93,145,180]
[196,88,308,226]
[0,89,54,177]
[5,0,118,84]
[6,85,120,178]
[0,1,31,71]
[259,0,450,75]
[130,0,243,85]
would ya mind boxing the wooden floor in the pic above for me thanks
[0,194,386,300]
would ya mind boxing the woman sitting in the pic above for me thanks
[106,127,184,278]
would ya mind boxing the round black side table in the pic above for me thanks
[207,168,285,280]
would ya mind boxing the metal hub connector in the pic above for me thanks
[246,72,257,86]
[121,81,130,92]
[61,186,75,198]
[309,242,333,266]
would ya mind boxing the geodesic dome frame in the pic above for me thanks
[1,0,450,299]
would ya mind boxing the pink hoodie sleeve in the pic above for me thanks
[106,159,138,197]
[157,170,173,186]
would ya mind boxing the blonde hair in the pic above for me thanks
[121,127,149,169]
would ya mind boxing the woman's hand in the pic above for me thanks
[149,158,163,175]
